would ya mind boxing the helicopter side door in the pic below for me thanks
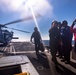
[4,30,13,43]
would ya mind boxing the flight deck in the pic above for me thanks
[0,42,76,75]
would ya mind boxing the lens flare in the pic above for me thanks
[27,0,40,32]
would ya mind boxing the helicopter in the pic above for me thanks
[0,14,41,47]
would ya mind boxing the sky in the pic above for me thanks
[0,0,76,41]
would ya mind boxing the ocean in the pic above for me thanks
[43,40,74,46]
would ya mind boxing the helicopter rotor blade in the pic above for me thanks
[4,14,41,26]
[5,27,30,33]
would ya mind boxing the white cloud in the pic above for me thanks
[0,0,53,18]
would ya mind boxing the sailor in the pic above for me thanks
[70,19,76,53]
[49,21,60,66]
[57,22,63,58]
[30,27,42,55]
[61,20,73,64]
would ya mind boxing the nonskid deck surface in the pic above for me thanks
[0,42,76,75]
[0,42,51,75]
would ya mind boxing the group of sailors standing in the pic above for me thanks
[30,19,76,67]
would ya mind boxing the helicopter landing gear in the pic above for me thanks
[9,42,16,55]
[0,42,16,56]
